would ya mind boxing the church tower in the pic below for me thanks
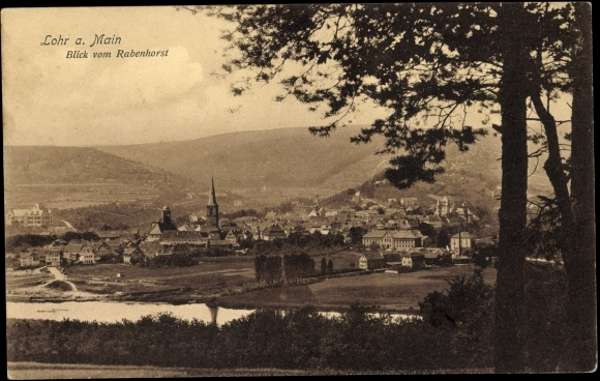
[206,177,219,228]
[160,206,176,231]
[161,206,172,225]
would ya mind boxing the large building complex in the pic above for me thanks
[362,229,425,251]
[6,203,53,227]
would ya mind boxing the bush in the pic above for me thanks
[6,265,569,372]
[144,254,196,267]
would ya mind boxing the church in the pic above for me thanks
[204,177,222,239]
[146,177,223,243]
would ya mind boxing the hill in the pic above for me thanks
[3,146,195,210]
[4,127,553,228]
[98,126,551,209]
[97,126,389,202]
[322,132,552,216]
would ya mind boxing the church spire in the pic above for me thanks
[208,176,217,206]
[206,176,220,230]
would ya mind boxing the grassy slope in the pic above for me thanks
[99,127,552,209]
[3,146,194,210]
[97,126,387,195]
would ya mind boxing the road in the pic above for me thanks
[39,266,80,292]
[62,220,78,232]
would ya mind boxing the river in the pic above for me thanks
[6,301,419,326]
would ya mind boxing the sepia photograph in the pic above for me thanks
[2,3,596,377]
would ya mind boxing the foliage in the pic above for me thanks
[6,264,571,372]
[436,228,450,248]
[143,254,197,268]
[5,234,56,251]
[524,196,564,261]
[5,231,101,251]
[6,305,485,371]
[472,247,493,269]
[62,231,100,242]
[417,223,435,240]
[249,232,345,256]
[348,226,367,245]
[255,253,314,285]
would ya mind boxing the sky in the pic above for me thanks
[1,6,386,146]
[1,6,571,147]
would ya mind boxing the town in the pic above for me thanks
[6,175,495,281]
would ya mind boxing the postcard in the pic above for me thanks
[3,4,595,377]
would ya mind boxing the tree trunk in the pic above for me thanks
[494,3,529,373]
[529,93,576,258]
[566,2,596,371]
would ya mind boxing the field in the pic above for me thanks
[63,258,256,296]
[6,270,53,290]
[219,265,497,312]
[8,257,496,312]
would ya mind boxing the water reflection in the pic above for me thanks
[6,302,419,326]
[6,302,253,326]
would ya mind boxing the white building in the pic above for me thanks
[6,204,52,227]
[362,229,425,251]
[450,232,473,254]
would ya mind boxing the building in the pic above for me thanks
[362,229,425,251]
[123,245,145,264]
[63,240,86,263]
[450,232,473,255]
[19,251,42,268]
[91,241,115,261]
[224,230,240,247]
[205,177,221,238]
[78,246,98,265]
[262,224,287,241]
[45,250,62,267]
[147,206,178,241]
[423,214,444,229]
[6,203,53,227]
[400,253,426,271]
[159,231,210,247]
[422,248,453,266]
[435,196,450,217]
[357,253,387,270]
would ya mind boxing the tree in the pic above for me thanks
[506,3,596,370]
[492,4,530,371]
[348,226,366,245]
[418,223,435,241]
[255,255,266,283]
[213,3,575,371]
[565,2,595,370]
[436,228,450,248]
